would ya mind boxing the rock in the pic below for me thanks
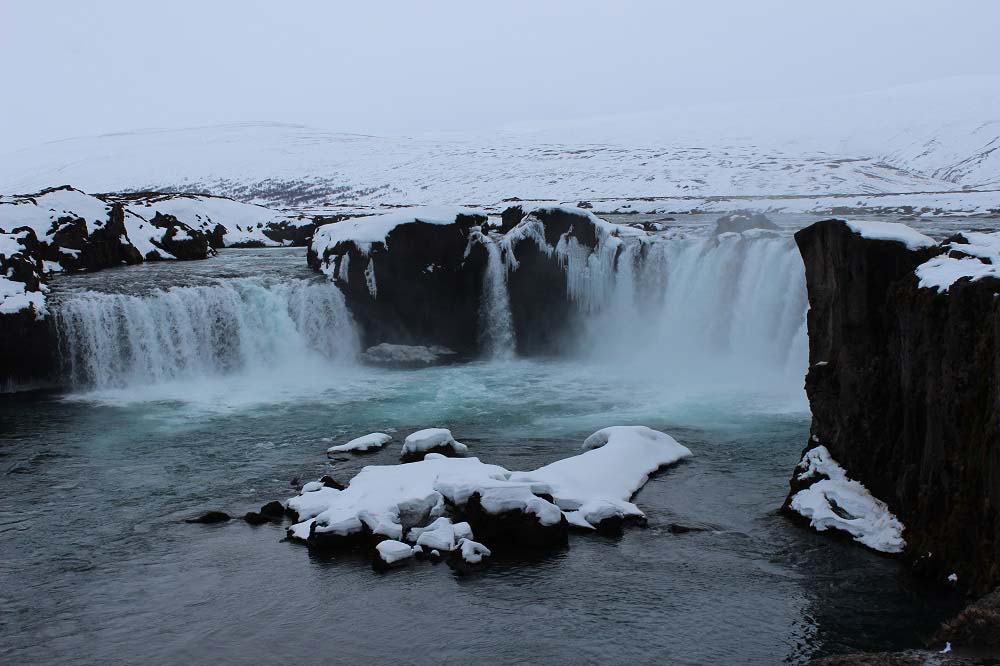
[931,587,1000,649]
[496,205,525,234]
[320,475,345,490]
[713,210,779,235]
[185,511,232,524]
[503,206,611,355]
[244,500,286,524]
[146,213,210,260]
[372,539,415,571]
[400,428,468,463]
[461,491,569,551]
[783,218,999,593]
[308,208,489,355]
[359,343,459,369]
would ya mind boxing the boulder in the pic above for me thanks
[713,210,779,234]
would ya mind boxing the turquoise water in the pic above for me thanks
[0,243,964,665]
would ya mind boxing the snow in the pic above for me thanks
[948,573,958,582]
[0,232,29,258]
[124,194,306,247]
[844,220,936,250]
[287,425,692,552]
[509,426,692,528]
[401,428,468,457]
[410,517,458,551]
[375,539,414,565]
[457,538,491,564]
[4,77,1000,213]
[0,276,47,316]
[916,231,1000,292]
[311,206,486,257]
[327,432,392,454]
[789,445,906,554]
[288,456,509,541]
[301,481,324,493]
[0,186,110,237]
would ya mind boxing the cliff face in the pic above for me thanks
[787,219,1000,593]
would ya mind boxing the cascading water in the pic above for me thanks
[479,239,516,359]
[579,230,808,385]
[55,278,360,389]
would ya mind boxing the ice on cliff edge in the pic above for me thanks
[789,445,906,554]
[285,425,692,548]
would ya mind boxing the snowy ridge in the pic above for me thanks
[121,193,311,247]
[1,79,997,212]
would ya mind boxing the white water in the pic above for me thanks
[52,230,807,396]
[479,239,516,359]
[56,278,360,389]
[581,231,808,385]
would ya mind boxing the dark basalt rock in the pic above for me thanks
[309,214,489,355]
[497,205,524,234]
[185,511,232,524]
[0,229,57,388]
[45,202,143,271]
[460,492,569,551]
[244,500,286,525]
[504,207,607,355]
[783,219,1000,594]
[713,210,779,235]
[320,475,345,490]
[147,213,210,260]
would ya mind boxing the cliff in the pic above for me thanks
[785,219,1000,594]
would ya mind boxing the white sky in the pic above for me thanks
[1,0,998,151]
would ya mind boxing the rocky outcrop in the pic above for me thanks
[0,229,55,388]
[784,219,1000,594]
[308,209,490,355]
[146,212,211,260]
[502,206,624,355]
[714,210,779,234]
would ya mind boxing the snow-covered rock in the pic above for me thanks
[788,446,906,554]
[916,231,1000,293]
[713,210,778,235]
[308,207,490,356]
[284,425,691,566]
[511,425,693,531]
[456,538,491,564]
[400,428,468,462]
[374,539,415,569]
[326,432,393,454]
[120,192,314,248]
[844,219,937,251]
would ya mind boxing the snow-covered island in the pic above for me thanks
[279,425,692,568]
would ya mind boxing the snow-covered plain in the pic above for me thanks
[0,78,997,214]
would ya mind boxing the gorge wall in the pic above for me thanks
[785,219,1000,594]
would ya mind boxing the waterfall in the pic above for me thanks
[55,278,360,389]
[580,230,808,383]
[479,239,516,359]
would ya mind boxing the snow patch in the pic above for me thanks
[790,445,906,554]
[327,432,392,454]
[844,220,936,250]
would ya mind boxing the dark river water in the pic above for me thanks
[0,217,980,665]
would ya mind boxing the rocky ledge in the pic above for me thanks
[783,219,1000,594]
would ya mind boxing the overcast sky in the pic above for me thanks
[1,0,998,151]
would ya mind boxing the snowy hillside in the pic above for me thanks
[0,77,997,213]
